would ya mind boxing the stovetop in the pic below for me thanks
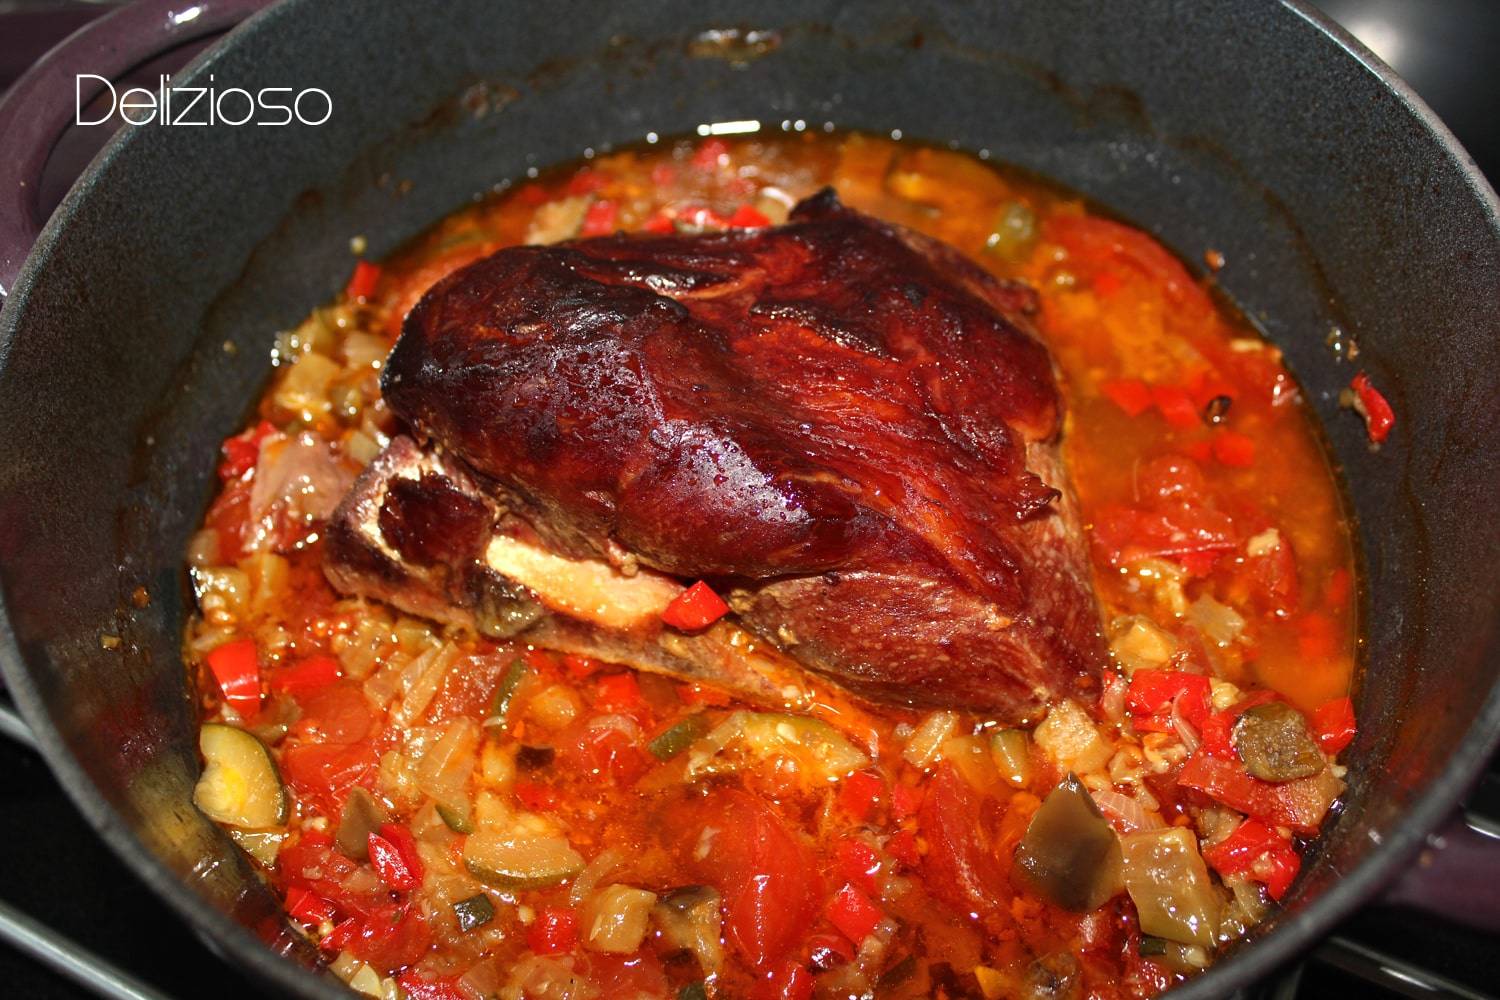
[1,1,1497,998]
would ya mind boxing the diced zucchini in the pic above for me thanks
[194,724,287,828]
[229,828,287,866]
[463,831,584,889]
[437,800,475,835]
[453,893,496,933]
[649,714,710,761]
[336,787,390,861]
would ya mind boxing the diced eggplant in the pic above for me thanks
[1234,702,1324,782]
[452,893,496,933]
[580,884,658,954]
[652,885,723,974]
[1012,774,1123,911]
[193,724,288,829]
[1119,827,1221,948]
[463,831,584,889]
[336,787,390,860]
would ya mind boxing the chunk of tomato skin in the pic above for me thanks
[291,681,375,744]
[661,580,730,631]
[527,907,578,955]
[1310,696,1357,754]
[205,638,261,716]
[827,882,884,944]
[347,903,432,974]
[919,764,1008,918]
[673,788,819,972]
[269,654,341,697]
[1099,377,1154,417]
[1125,669,1211,728]
[836,770,884,822]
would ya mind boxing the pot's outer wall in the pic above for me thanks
[0,1,1497,997]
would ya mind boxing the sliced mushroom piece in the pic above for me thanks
[1012,774,1124,912]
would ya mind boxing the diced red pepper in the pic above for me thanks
[834,838,882,895]
[836,770,884,822]
[1310,695,1357,754]
[1211,430,1256,468]
[1199,689,1280,758]
[1203,818,1302,900]
[1349,372,1394,443]
[368,823,423,892]
[566,168,606,195]
[826,883,883,945]
[1126,669,1211,730]
[884,830,921,868]
[643,210,677,234]
[753,959,816,1000]
[395,972,468,1000]
[804,931,856,971]
[594,672,644,710]
[345,260,382,301]
[217,420,276,481]
[728,204,772,228]
[1100,377,1154,417]
[527,907,578,955]
[319,916,359,952]
[890,783,923,820]
[580,198,619,237]
[514,780,562,812]
[1151,385,1202,429]
[205,638,261,716]
[285,885,334,926]
[661,581,730,631]
[1178,752,1332,834]
[692,137,729,170]
[1092,269,1124,297]
[269,654,341,698]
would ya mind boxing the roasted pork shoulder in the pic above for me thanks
[326,190,1104,718]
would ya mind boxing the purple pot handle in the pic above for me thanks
[0,0,269,297]
[1381,812,1500,931]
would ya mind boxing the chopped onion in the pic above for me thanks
[903,710,959,768]
[1091,788,1166,833]
[586,713,642,741]
[1100,670,1129,723]
[569,847,628,907]
[1171,690,1202,753]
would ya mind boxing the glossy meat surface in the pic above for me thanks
[379,191,1104,715]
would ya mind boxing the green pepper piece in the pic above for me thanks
[487,658,529,728]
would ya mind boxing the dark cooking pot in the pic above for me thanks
[1,0,1497,996]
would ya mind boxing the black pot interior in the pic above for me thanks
[1,1,1497,997]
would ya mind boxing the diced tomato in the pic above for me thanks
[269,654,341,698]
[836,770,884,822]
[319,917,358,952]
[281,741,379,816]
[834,838,882,894]
[1310,696,1356,754]
[919,764,1007,917]
[345,903,432,973]
[884,830,921,869]
[561,654,602,680]
[369,823,424,892]
[827,882,883,944]
[580,198,619,237]
[1125,669,1211,730]
[1183,368,1239,412]
[728,204,772,228]
[1100,377,1154,417]
[752,959,816,1000]
[514,780,562,812]
[890,783,923,821]
[205,638,261,716]
[692,138,729,170]
[565,725,649,786]
[595,672,644,711]
[662,581,730,631]
[1139,454,1208,502]
[1151,385,1202,429]
[673,788,819,971]
[395,971,468,1000]
[527,907,578,955]
[217,420,276,481]
[1349,372,1395,443]
[1211,430,1256,468]
[345,260,382,301]
[285,885,334,926]
[280,832,386,920]
[1247,530,1300,615]
[1044,214,1216,321]
[291,681,375,744]
[1202,818,1302,900]
[204,477,253,562]
[1092,269,1124,297]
